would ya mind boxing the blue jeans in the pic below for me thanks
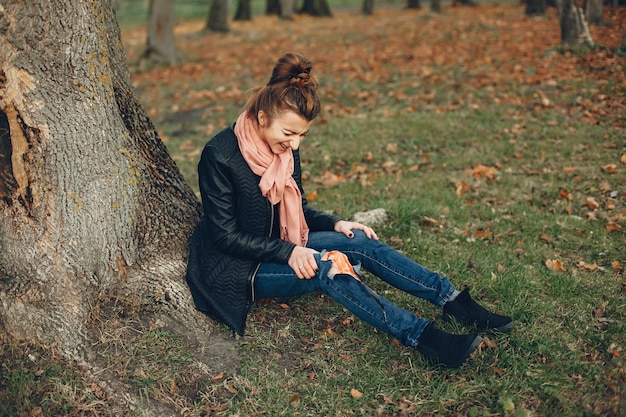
[254,230,457,349]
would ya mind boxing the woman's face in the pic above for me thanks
[258,110,313,154]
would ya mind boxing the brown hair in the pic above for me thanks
[246,52,321,123]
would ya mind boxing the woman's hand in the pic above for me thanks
[288,246,319,279]
[334,220,379,240]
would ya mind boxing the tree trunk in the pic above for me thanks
[235,0,253,21]
[266,0,280,15]
[143,0,177,65]
[431,0,441,13]
[525,0,546,15]
[207,0,230,32]
[557,0,595,49]
[407,0,421,8]
[0,0,208,358]
[299,0,333,17]
[363,0,374,15]
[280,0,296,19]
[584,0,603,25]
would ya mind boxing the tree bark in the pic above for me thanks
[557,0,595,49]
[280,0,296,19]
[299,0,333,17]
[266,0,280,15]
[363,0,374,15]
[207,0,230,32]
[431,0,441,13]
[235,0,253,21]
[584,0,603,25]
[0,0,207,358]
[407,0,421,8]
[525,0,546,15]
[143,0,178,65]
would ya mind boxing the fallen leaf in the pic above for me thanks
[583,197,600,210]
[475,229,492,239]
[578,261,598,271]
[546,259,566,272]
[540,233,555,244]
[455,180,470,197]
[290,394,301,407]
[559,189,573,201]
[350,388,363,399]
[211,372,224,381]
[601,163,617,174]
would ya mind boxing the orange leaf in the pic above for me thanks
[578,260,598,271]
[558,189,573,201]
[455,180,470,197]
[211,372,225,381]
[601,164,617,174]
[540,233,555,244]
[306,190,319,201]
[545,259,566,272]
[583,197,600,210]
[350,389,363,399]
[475,229,492,239]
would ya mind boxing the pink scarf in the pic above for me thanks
[234,112,309,246]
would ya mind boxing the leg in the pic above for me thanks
[254,255,482,368]
[254,254,426,348]
[307,230,457,306]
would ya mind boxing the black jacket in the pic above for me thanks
[186,125,340,334]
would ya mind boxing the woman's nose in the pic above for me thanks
[290,138,301,150]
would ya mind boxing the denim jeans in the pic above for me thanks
[254,230,457,349]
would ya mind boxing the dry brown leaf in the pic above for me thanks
[601,164,617,174]
[290,394,301,407]
[583,197,600,210]
[475,229,492,239]
[540,233,555,244]
[350,388,363,399]
[578,261,598,271]
[559,189,573,201]
[455,180,470,197]
[546,259,566,272]
[211,372,225,381]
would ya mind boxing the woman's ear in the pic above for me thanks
[257,110,267,127]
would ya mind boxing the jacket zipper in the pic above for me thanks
[250,200,274,302]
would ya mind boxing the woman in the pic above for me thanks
[186,52,513,368]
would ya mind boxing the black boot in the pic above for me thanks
[416,323,482,368]
[443,288,514,332]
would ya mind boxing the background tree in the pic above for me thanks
[0,0,218,362]
[280,0,297,19]
[584,0,603,24]
[407,0,421,8]
[557,0,595,49]
[267,0,281,15]
[299,0,333,16]
[207,0,230,32]
[142,0,178,65]
[363,0,375,15]
[235,0,253,21]
[525,0,547,15]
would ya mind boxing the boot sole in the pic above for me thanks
[449,335,482,368]
[418,335,482,368]
[443,313,515,333]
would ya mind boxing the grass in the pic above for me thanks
[2,1,625,416]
